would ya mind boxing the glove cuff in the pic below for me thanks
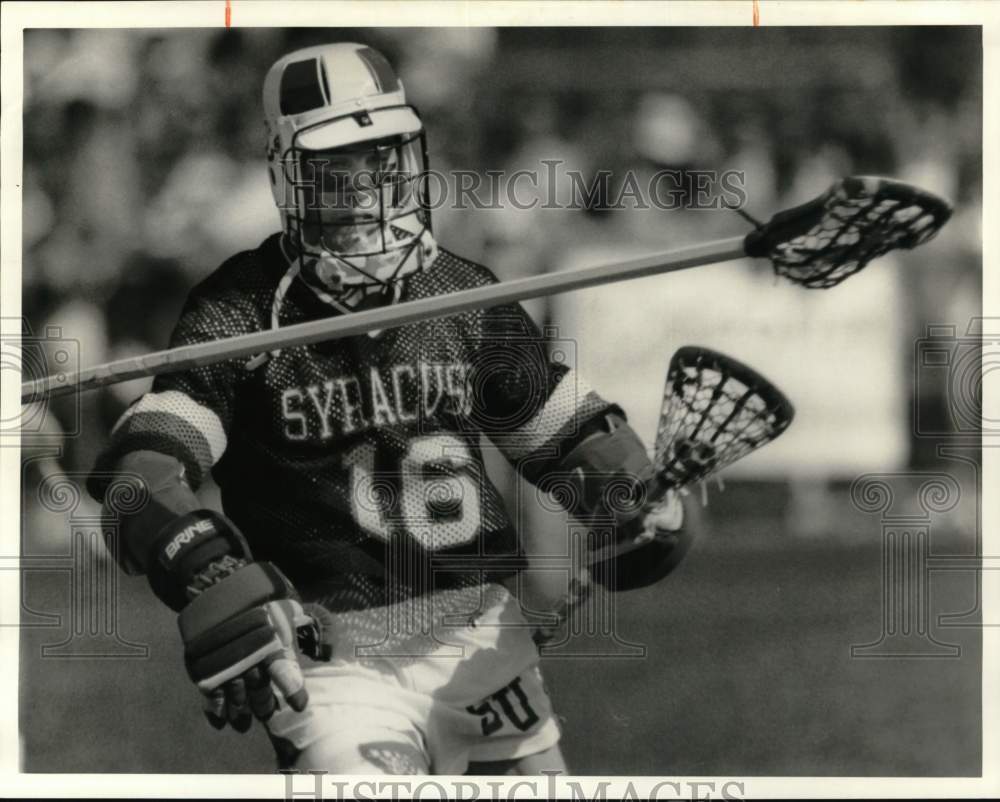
[147,509,252,610]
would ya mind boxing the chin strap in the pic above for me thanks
[310,225,437,299]
[244,230,437,371]
[243,251,323,371]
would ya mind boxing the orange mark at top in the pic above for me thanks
[225,0,232,28]
[753,0,760,27]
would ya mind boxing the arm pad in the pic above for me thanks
[538,413,655,532]
[99,450,203,575]
[98,449,251,610]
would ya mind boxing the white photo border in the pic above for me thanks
[1,1,996,798]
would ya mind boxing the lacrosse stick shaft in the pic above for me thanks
[21,236,748,402]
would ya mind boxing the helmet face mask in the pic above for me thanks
[263,44,437,304]
[286,127,429,261]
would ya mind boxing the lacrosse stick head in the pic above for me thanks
[743,176,952,289]
[654,346,795,489]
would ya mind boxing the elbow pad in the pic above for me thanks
[99,450,251,610]
[100,450,203,575]
[538,413,655,532]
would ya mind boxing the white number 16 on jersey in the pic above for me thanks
[346,434,483,551]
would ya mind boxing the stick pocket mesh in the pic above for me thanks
[743,176,952,289]
[655,346,795,489]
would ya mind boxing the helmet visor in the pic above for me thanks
[288,131,427,257]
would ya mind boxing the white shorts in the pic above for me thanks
[265,587,561,775]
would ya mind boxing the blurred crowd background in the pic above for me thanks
[21,27,981,478]
[18,26,984,774]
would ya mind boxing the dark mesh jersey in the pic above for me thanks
[92,233,617,654]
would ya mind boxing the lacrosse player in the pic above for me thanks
[86,42,694,775]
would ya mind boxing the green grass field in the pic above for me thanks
[19,481,981,775]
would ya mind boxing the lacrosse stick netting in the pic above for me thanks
[654,346,795,492]
[742,175,952,289]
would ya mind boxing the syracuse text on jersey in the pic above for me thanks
[280,361,473,441]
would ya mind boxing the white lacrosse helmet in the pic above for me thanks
[263,43,436,304]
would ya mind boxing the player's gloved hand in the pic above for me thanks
[543,412,700,590]
[100,451,337,734]
[179,563,334,732]
[588,485,700,591]
[635,484,685,543]
[530,491,684,644]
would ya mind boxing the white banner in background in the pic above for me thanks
[553,245,908,479]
